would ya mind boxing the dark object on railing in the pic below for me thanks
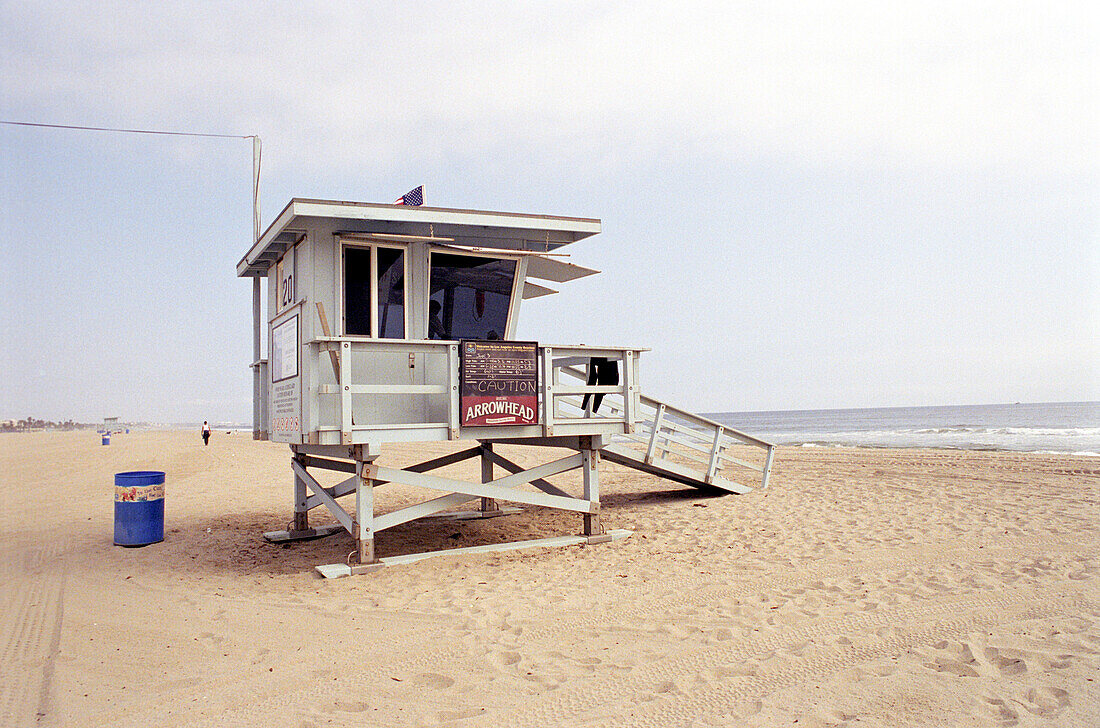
[582,357,620,414]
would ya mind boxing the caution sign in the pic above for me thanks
[460,340,539,427]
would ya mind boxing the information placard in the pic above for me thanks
[270,313,301,442]
[460,340,539,427]
[271,315,299,382]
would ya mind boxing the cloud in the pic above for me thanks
[2,2,1096,419]
[3,1,1095,176]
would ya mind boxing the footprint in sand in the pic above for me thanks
[980,696,1019,725]
[494,650,521,666]
[827,708,858,723]
[780,639,812,658]
[1047,653,1075,669]
[436,707,487,721]
[922,641,981,678]
[983,646,1028,676]
[410,672,455,689]
[195,631,223,647]
[653,677,691,695]
[1022,686,1070,715]
[869,660,898,677]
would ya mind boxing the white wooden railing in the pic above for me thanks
[306,338,645,443]
[556,365,775,490]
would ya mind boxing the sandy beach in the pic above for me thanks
[2,429,1098,727]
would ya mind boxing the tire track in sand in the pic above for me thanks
[501,583,1095,728]
[0,541,66,726]
[178,537,1091,726]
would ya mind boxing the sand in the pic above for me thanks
[2,429,1098,727]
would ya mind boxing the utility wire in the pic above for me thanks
[0,119,255,139]
[3,118,263,241]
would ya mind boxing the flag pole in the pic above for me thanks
[251,136,265,439]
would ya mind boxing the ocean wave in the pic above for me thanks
[907,426,1100,436]
[713,403,1100,453]
[759,427,1100,453]
[996,427,1100,436]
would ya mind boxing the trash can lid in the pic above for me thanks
[115,471,166,486]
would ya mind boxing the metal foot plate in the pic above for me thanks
[263,524,346,543]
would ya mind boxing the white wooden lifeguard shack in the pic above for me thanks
[238,198,775,575]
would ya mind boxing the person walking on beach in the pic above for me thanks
[201,421,211,446]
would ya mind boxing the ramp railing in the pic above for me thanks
[556,364,775,492]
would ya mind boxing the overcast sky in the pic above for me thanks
[1,1,1096,423]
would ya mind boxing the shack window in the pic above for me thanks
[428,252,516,340]
[344,246,372,336]
[343,244,407,338]
[377,247,405,338]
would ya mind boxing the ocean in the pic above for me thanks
[707,401,1100,455]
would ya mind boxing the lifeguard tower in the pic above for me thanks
[238,198,775,575]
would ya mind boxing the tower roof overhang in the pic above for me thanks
[237,198,601,278]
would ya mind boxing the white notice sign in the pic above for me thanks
[271,315,299,382]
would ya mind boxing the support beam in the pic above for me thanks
[447,344,460,439]
[316,529,634,578]
[582,444,602,537]
[480,443,499,513]
[481,434,605,450]
[291,459,353,533]
[622,350,635,433]
[299,454,357,473]
[373,491,478,532]
[644,403,666,465]
[761,445,776,489]
[304,474,357,511]
[482,448,573,499]
[356,463,375,564]
[302,446,482,490]
[542,346,555,436]
[339,341,352,444]
[408,445,484,473]
[356,447,503,532]
[293,455,309,531]
[369,456,595,514]
[435,452,586,493]
[705,425,725,483]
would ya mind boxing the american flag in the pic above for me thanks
[394,186,423,206]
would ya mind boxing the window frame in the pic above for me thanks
[426,246,523,341]
[339,241,409,339]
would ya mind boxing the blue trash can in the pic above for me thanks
[114,471,165,546]
[102,435,110,445]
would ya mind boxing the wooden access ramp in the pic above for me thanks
[552,364,776,493]
[599,395,775,493]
